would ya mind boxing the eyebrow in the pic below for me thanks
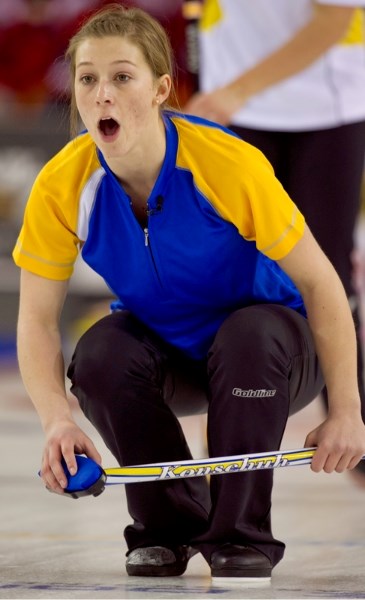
[76,60,137,69]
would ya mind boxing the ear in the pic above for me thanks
[155,74,172,105]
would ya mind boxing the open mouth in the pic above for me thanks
[98,117,120,137]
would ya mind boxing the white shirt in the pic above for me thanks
[199,0,365,130]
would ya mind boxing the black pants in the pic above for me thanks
[67,305,323,567]
[230,121,365,420]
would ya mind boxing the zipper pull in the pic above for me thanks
[144,227,149,246]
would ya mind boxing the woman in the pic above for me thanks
[13,3,365,583]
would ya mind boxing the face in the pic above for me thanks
[74,36,169,160]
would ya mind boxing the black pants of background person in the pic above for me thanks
[230,121,365,426]
[68,304,324,569]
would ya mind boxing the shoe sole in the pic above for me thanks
[211,575,271,587]
[211,566,271,584]
[126,563,188,577]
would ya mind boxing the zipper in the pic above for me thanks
[144,227,149,247]
[143,224,163,287]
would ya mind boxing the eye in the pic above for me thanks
[115,73,130,83]
[80,75,95,85]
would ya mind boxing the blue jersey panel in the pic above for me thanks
[81,114,305,359]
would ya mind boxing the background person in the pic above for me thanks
[185,0,365,478]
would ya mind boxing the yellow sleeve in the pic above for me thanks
[175,119,305,260]
[13,133,100,280]
[12,167,80,280]
[235,148,306,260]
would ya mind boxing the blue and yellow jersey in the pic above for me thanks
[13,113,305,359]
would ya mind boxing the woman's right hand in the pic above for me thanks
[40,418,102,494]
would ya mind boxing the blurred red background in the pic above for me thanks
[0,0,195,111]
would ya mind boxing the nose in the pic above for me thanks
[96,80,114,104]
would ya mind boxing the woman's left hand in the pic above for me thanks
[304,413,365,473]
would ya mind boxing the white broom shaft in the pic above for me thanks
[104,447,323,485]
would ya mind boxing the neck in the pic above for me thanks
[107,117,166,192]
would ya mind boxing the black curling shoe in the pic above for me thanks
[210,544,272,583]
[126,545,192,577]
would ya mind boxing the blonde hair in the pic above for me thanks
[65,3,177,137]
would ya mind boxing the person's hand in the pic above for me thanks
[40,419,102,494]
[184,85,245,126]
[304,412,365,473]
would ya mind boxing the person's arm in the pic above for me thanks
[184,3,356,124]
[277,225,365,473]
[17,269,101,493]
